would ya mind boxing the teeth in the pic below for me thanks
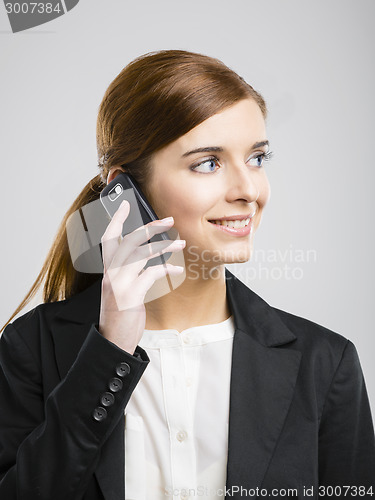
[213,218,251,228]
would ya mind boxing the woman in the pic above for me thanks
[0,49,374,500]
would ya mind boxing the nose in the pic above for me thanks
[224,162,260,204]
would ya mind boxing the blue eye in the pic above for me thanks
[190,158,219,173]
[249,154,265,167]
[190,150,274,174]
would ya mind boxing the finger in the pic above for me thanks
[110,240,180,282]
[136,262,184,294]
[111,238,185,269]
[119,217,175,256]
[101,200,130,272]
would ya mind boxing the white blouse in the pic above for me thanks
[124,314,235,500]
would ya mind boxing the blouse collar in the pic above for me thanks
[139,314,235,349]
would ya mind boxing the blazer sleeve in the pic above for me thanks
[0,321,150,500]
[318,339,375,492]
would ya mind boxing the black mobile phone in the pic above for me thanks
[100,172,175,269]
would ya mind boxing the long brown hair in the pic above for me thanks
[1,49,268,332]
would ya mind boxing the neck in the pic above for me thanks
[144,265,231,331]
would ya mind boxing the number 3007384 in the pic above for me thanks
[5,3,62,14]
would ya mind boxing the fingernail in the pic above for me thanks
[160,216,174,223]
[174,266,184,272]
[169,265,184,272]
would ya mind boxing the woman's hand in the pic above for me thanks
[98,200,185,354]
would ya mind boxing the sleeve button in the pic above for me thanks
[93,406,107,422]
[116,362,131,377]
[109,377,123,392]
[100,392,115,407]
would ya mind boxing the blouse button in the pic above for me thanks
[180,491,189,500]
[186,377,192,387]
[176,430,188,442]
[182,334,190,344]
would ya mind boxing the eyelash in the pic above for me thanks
[190,150,274,174]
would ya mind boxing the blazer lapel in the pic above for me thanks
[225,268,301,494]
[49,269,301,499]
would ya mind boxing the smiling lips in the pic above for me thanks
[207,214,254,236]
[208,213,253,229]
[209,218,251,229]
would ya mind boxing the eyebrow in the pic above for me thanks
[181,140,269,158]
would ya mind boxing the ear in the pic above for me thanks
[106,166,126,185]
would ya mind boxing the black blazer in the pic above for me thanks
[0,268,374,500]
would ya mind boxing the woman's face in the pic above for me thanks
[144,98,271,268]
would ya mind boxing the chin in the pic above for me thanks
[226,254,251,264]
[219,245,252,264]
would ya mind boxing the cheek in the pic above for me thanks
[257,174,271,207]
[152,177,214,221]
[147,179,182,217]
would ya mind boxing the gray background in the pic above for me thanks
[0,1,374,416]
